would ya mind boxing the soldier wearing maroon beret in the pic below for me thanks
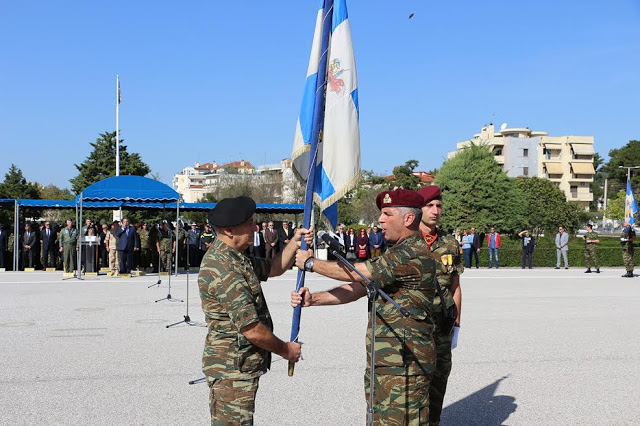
[292,188,439,423]
[417,185,463,425]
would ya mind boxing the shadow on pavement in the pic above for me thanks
[441,375,516,426]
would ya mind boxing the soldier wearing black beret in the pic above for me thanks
[291,189,439,424]
[198,196,312,424]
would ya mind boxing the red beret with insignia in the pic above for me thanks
[417,185,442,206]
[375,189,424,210]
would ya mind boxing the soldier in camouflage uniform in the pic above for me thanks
[418,185,463,426]
[583,223,600,274]
[58,219,78,273]
[621,222,636,277]
[199,196,305,425]
[293,189,438,425]
[138,223,151,270]
[156,223,175,272]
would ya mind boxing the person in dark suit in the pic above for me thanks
[264,221,279,259]
[345,227,357,261]
[40,221,57,269]
[22,223,37,268]
[250,224,265,257]
[278,221,293,252]
[115,217,140,274]
[0,224,7,269]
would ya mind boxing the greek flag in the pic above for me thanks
[625,179,638,225]
[291,0,360,228]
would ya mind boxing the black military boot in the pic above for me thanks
[596,268,600,273]
[622,271,633,277]
[585,268,592,273]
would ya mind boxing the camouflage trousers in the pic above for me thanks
[623,248,634,272]
[429,313,454,426]
[584,246,599,269]
[364,372,430,425]
[208,377,259,426]
[160,250,172,272]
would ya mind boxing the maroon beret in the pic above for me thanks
[375,189,424,210]
[417,185,442,205]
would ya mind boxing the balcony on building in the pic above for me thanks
[569,162,595,182]
[543,162,563,180]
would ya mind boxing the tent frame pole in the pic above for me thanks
[13,200,18,271]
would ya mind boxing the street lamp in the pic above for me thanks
[619,165,640,181]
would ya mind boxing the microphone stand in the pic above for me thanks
[156,225,183,303]
[323,240,409,426]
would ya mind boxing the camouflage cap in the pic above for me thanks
[209,196,256,227]
[375,189,423,210]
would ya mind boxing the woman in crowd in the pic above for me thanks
[345,228,357,261]
[357,228,369,261]
[461,229,471,268]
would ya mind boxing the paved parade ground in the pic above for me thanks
[1,267,640,425]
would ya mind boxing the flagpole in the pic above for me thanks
[116,74,120,177]
[288,0,335,377]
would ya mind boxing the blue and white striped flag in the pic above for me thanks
[625,179,638,225]
[292,0,360,228]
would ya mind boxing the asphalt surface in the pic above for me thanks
[1,267,639,425]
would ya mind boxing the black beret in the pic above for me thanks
[376,189,424,210]
[208,196,256,227]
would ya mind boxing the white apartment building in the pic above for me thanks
[173,159,301,203]
[449,124,595,210]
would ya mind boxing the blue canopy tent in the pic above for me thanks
[75,175,180,278]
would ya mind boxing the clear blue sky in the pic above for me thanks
[2,0,639,190]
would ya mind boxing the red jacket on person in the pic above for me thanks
[486,232,501,248]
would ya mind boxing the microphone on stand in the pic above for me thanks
[318,231,346,258]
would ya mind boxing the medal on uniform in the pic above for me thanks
[440,254,453,273]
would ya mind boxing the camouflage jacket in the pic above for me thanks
[621,227,636,251]
[198,237,273,380]
[424,228,463,310]
[58,227,78,246]
[157,229,172,250]
[365,232,437,376]
[584,231,598,248]
[138,229,150,250]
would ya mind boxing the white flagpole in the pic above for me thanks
[116,74,120,176]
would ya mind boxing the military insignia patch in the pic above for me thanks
[383,193,392,204]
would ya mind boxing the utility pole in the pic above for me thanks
[602,178,608,228]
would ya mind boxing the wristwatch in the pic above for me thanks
[304,257,315,272]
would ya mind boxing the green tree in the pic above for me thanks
[590,152,605,211]
[434,145,527,233]
[0,164,41,224]
[604,190,625,221]
[514,177,585,236]
[38,184,75,225]
[389,159,420,190]
[601,140,640,191]
[70,131,151,194]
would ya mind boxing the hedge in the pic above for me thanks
[471,235,636,268]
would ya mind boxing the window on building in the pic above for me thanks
[523,148,529,157]
[494,148,503,156]
[570,185,578,198]
[523,167,529,176]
